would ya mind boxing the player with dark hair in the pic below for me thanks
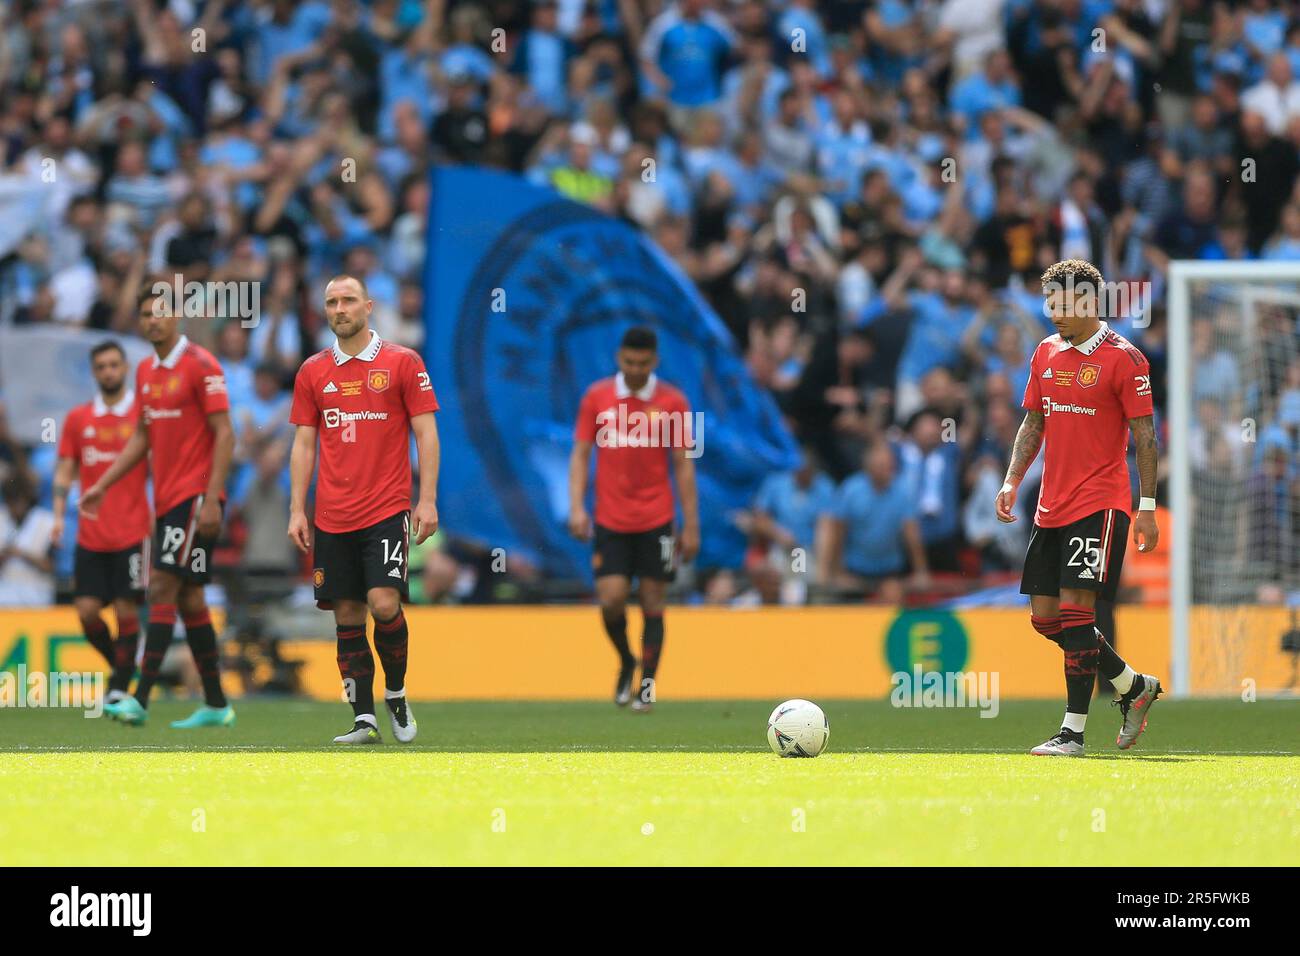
[568,326,700,712]
[287,274,440,744]
[81,286,236,728]
[52,341,151,708]
[996,259,1163,756]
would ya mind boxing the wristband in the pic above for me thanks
[1138,497,1156,512]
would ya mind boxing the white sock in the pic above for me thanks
[384,687,406,700]
[1111,666,1136,696]
[1062,711,1087,734]
[357,713,377,728]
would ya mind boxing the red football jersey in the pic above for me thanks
[58,394,151,551]
[290,331,439,533]
[574,373,691,533]
[136,335,230,515]
[1021,322,1154,528]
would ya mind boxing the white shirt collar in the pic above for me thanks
[615,372,657,400]
[93,391,134,417]
[331,329,382,365]
[152,334,189,369]
[1059,321,1109,356]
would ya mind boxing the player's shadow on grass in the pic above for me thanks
[1081,754,1212,762]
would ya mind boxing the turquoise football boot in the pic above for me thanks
[170,705,236,729]
[104,696,148,726]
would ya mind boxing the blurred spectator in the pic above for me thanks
[898,409,962,571]
[1241,51,1300,135]
[0,473,55,607]
[640,0,735,113]
[1246,443,1297,592]
[816,442,929,604]
[1190,317,1241,404]
[749,445,835,561]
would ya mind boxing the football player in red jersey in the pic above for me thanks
[996,260,1163,756]
[80,286,236,729]
[51,341,151,708]
[569,327,700,713]
[287,275,440,744]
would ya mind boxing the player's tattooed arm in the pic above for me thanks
[1129,414,1158,497]
[1004,410,1045,485]
[1129,414,1160,551]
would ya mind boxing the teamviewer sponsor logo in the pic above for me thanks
[594,405,705,459]
[142,406,183,423]
[322,408,390,428]
[1042,398,1098,418]
[49,886,151,936]
[80,446,119,467]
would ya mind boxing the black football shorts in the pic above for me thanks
[74,542,147,603]
[1020,508,1131,602]
[153,494,224,585]
[313,510,410,609]
[593,521,676,582]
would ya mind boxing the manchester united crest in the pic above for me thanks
[367,369,391,393]
[313,568,325,588]
[1078,363,1102,388]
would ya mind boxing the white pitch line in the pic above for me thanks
[1,746,1296,756]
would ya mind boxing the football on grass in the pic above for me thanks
[766,699,829,757]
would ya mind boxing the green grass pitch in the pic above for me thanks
[1,698,1296,866]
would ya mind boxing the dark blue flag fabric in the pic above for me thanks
[423,166,800,581]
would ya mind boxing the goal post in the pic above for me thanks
[1167,260,1300,698]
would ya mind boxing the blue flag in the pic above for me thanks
[423,166,799,580]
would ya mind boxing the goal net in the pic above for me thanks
[1168,262,1300,697]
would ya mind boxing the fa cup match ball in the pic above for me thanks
[766,699,829,757]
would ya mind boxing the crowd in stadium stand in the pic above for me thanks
[0,0,1297,607]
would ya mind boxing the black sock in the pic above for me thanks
[640,612,664,696]
[1094,599,1117,694]
[183,609,227,708]
[336,625,375,720]
[82,616,114,666]
[373,611,409,694]
[135,604,176,708]
[1060,603,1099,717]
[111,614,140,693]
[602,609,634,663]
[1095,628,1128,682]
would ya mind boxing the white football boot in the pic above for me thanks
[385,695,417,743]
[1030,728,1086,756]
[1115,674,1162,750]
[333,718,382,744]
